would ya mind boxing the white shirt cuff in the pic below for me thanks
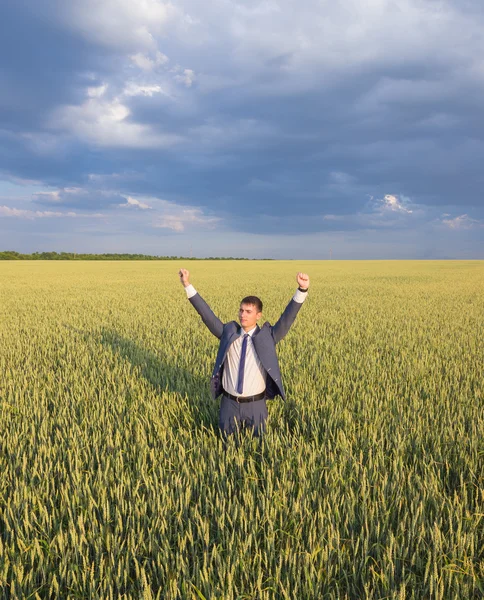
[293,288,308,303]
[185,284,197,299]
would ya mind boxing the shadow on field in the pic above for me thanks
[63,324,218,435]
[100,328,218,433]
[101,329,218,430]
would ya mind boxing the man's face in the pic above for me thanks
[238,303,262,329]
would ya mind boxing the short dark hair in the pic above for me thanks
[240,296,263,313]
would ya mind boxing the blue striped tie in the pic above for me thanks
[236,333,249,394]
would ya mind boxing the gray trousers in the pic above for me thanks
[219,394,268,440]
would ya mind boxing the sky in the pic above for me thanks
[0,0,483,259]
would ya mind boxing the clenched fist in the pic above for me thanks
[297,272,310,290]
[179,268,190,287]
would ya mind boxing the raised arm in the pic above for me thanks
[179,268,224,339]
[272,272,310,344]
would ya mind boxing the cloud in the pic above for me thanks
[130,51,169,71]
[32,187,127,210]
[123,83,168,97]
[341,192,429,229]
[174,68,196,87]
[87,84,108,98]
[56,0,183,52]
[152,200,221,232]
[87,171,143,184]
[441,213,484,230]
[118,196,152,210]
[28,184,220,232]
[186,116,277,151]
[375,194,413,214]
[245,192,425,235]
[0,205,104,219]
[50,95,183,148]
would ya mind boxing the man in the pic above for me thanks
[178,268,310,442]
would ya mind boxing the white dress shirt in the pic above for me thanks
[221,325,266,396]
[185,284,307,397]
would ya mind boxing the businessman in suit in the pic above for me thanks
[178,268,310,442]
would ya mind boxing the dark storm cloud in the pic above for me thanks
[0,2,114,131]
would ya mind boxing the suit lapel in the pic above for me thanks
[226,322,241,348]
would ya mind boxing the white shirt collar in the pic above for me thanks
[241,325,258,337]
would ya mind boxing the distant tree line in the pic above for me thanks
[0,251,264,261]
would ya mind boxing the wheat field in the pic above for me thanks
[0,260,483,599]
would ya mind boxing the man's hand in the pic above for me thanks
[297,272,310,290]
[179,268,190,288]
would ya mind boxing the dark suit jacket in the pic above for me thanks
[188,291,305,400]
